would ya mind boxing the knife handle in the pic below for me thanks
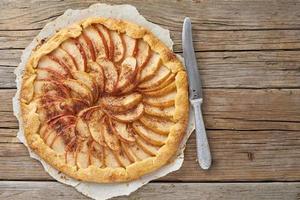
[190,98,212,169]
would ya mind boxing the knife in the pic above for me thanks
[182,17,212,169]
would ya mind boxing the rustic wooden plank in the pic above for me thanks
[0,67,15,88]
[3,88,300,130]
[0,129,18,143]
[3,29,300,52]
[0,49,22,67]
[1,128,300,181]
[198,51,300,89]
[1,50,300,89]
[0,181,299,200]
[1,0,300,31]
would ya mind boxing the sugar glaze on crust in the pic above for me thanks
[20,17,189,183]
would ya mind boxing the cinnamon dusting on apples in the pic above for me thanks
[34,22,175,169]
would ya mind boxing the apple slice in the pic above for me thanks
[143,90,176,107]
[88,61,105,94]
[108,103,144,123]
[113,149,132,167]
[76,106,103,138]
[144,104,175,120]
[75,107,99,138]
[90,141,104,167]
[38,97,63,113]
[140,73,175,92]
[96,57,118,93]
[83,26,108,59]
[139,53,161,82]
[75,117,90,138]
[138,65,171,89]
[136,39,151,68]
[38,56,70,77]
[51,135,66,154]
[110,31,125,63]
[100,92,142,112]
[128,142,151,160]
[78,34,96,62]
[63,79,93,103]
[47,55,73,77]
[39,124,48,139]
[65,151,76,166]
[135,135,160,156]
[72,71,98,102]
[40,122,53,139]
[38,106,63,124]
[49,114,75,129]
[88,111,106,146]
[94,24,113,60]
[65,137,77,165]
[121,142,139,162]
[48,118,75,143]
[38,99,66,121]
[39,92,64,103]
[45,129,57,147]
[61,39,86,71]
[36,68,65,82]
[109,118,136,143]
[42,97,84,119]
[115,57,137,92]
[76,140,90,169]
[132,121,167,146]
[34,79,70,98]
[64,97,89,114]
[102,117,120,152]
[142,81,176,97]
[139,115,174,135]
[120,82,137,94]
[57,124,76,145]
[104,147,121,168]
[50,47,77,71]
[123,34,137,57]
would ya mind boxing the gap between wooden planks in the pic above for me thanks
[0,181,299,200]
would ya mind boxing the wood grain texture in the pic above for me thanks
[1,128,300,181]
[1,0,300,31]
[1,50,300,89]
[3,29,300,52]
[3,89,300,130]
[0,181,299,200]
[1,0,300,199]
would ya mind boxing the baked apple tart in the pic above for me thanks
[20,17,188,183]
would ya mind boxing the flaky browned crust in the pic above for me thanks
[20,17,189,183]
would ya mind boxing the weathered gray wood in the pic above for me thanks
[1,50,300,89]
[0,181,299,200]
[0,49,22,67]
[2,0,300,31]
[1,128,300,181]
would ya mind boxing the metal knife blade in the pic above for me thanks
[182,17,202,100]
[182,17,212,170]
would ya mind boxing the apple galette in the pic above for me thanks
[20,17,188,183]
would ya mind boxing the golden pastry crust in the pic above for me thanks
[20,17,189,183]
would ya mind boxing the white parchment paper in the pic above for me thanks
[13,3,195,200]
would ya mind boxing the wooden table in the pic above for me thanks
[1,0,300,199]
